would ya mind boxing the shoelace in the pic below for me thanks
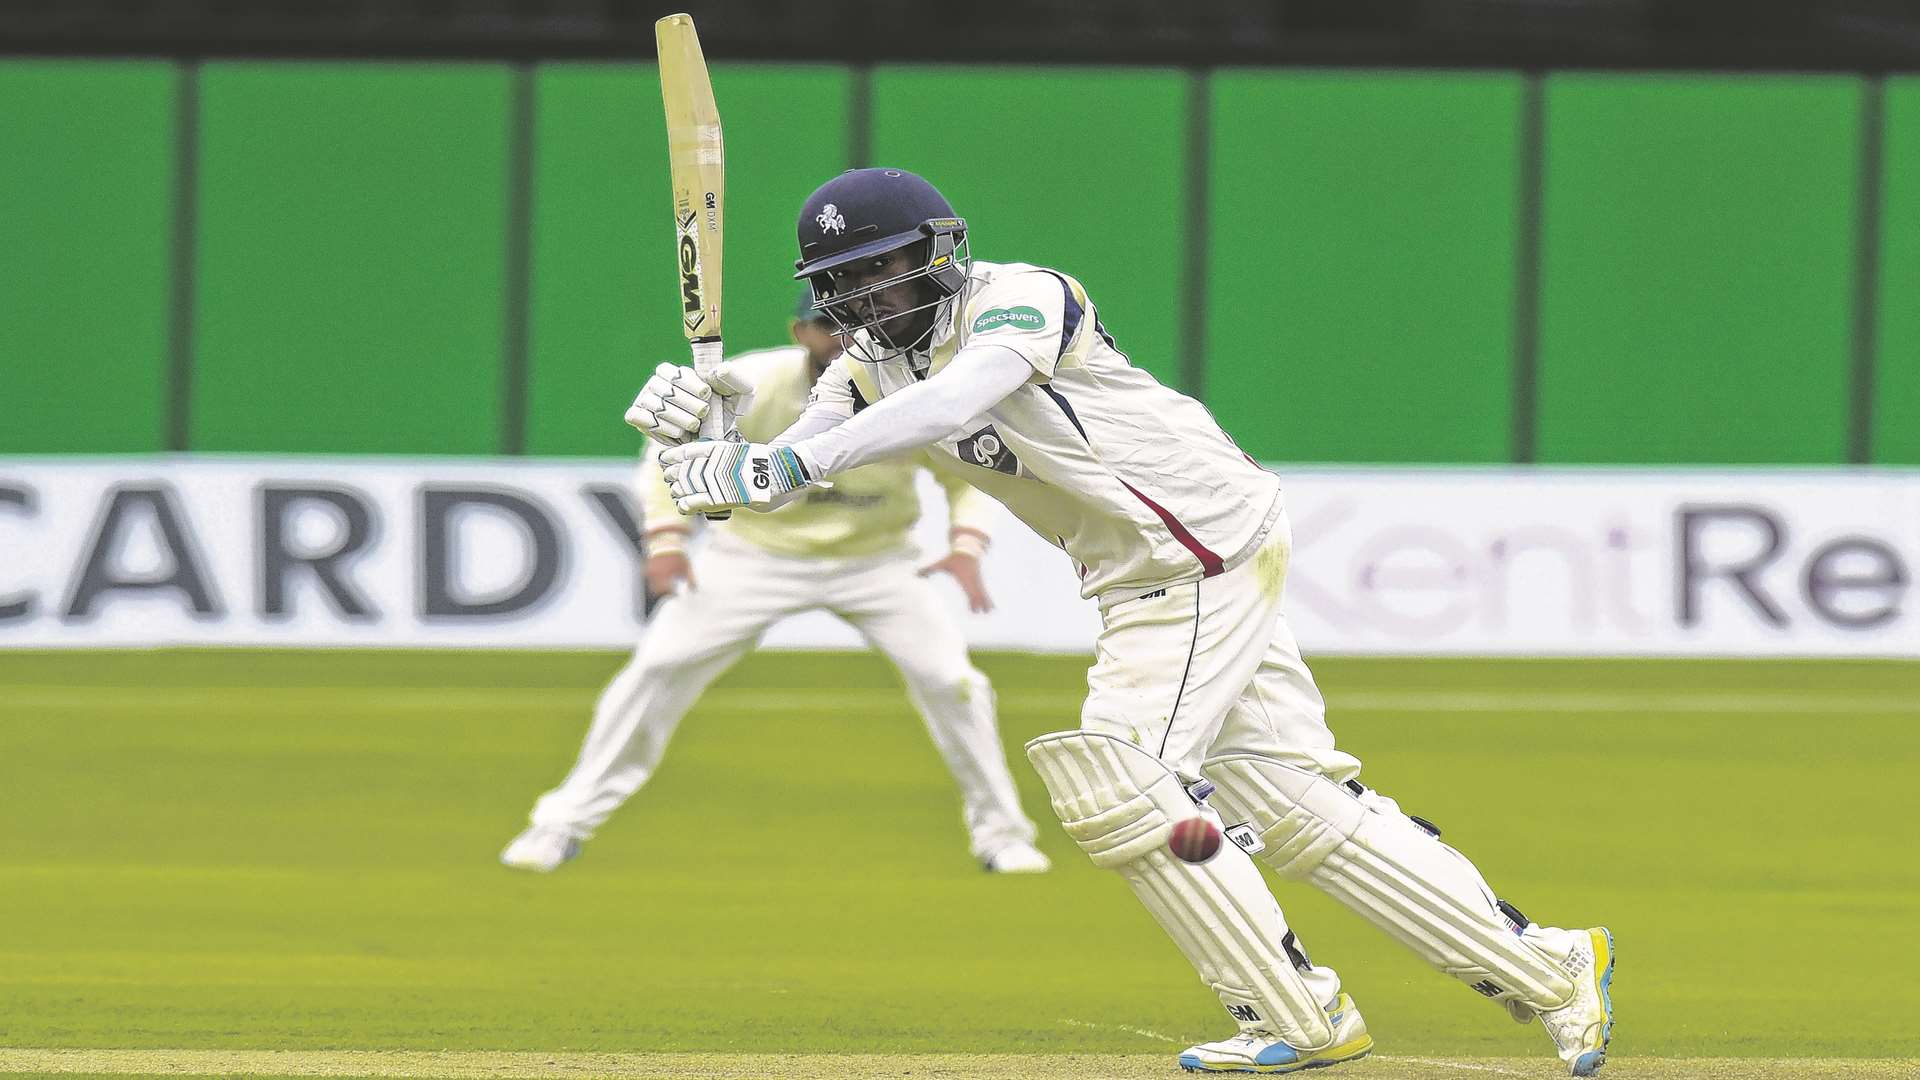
[1225,1032,1279,1049]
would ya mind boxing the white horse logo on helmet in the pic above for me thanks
[816,203,846,235]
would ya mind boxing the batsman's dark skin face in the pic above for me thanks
[828,243,939,348]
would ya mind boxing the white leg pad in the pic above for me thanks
[1026,731,1333,1049]
[1204,753,1576,1010]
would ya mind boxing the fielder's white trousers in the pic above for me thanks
[530,531,1038,859]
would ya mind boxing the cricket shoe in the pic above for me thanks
[1521,926,1616,1076]
[499,825,582,873]
[1177,993,1371,1073]
[982,842,1051,874]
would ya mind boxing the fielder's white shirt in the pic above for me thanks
[790,261,1282,603]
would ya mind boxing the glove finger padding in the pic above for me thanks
[656,364,713,413]
[699,359,750,397]
[644,393,706,436]
[624,364,712,443]
[695,362,752,434]
[625,405,687,445]
[663,362,714,395]
[1025,731,1333,1050]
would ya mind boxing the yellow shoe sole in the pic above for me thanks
[1179,1033,1374,1074]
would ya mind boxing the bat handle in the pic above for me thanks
[689,337,732,522]
[690,337,730,437]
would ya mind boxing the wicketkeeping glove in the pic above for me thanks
[660,439,821,514]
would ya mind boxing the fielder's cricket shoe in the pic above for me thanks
[1524,926,1616,1076]
[982,842,1051,874]
[498,825,582,873]
[1177,993,1371,1073]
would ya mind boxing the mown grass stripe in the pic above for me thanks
[2,685,1914,716]
[2,1050,1917,1079]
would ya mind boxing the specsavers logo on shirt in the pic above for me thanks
[971,306,1048,334]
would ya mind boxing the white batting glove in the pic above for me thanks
[660,439,821,514]
[624,363,710,446]
[624,362,755,446]
[692,345,750,396]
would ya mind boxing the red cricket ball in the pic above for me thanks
[1168,816,1223,864]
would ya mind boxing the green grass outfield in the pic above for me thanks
[1,649,1916,1079]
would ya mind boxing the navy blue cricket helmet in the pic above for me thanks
[793,168,969,355]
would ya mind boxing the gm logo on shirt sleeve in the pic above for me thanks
[956,426,1020,475]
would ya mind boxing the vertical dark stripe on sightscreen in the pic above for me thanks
[847,64,873,171]
[500,61,535,456]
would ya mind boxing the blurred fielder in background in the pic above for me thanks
[502,293,1046,875]
[631,169,1615,1077]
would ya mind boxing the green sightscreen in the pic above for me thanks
[190,64,511,454]
[870,66,1188,388]
[524,64,850,457]
[1206,71,1523,463]
[0,62,1901,467]
[1873,77,1920,464]
[0,61,175,453]
[1536,75,1860,464]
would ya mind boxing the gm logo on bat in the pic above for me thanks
[676,209,704,330]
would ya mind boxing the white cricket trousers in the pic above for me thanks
[1082,509,1359,785]
[529,531,1038,859]
[1080,508,1361,999]
[1080,506,1535,1011]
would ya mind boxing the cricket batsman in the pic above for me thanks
[502,293,1048,876]
[625,168,1616,1076]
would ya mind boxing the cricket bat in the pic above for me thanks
[656,12,734,517]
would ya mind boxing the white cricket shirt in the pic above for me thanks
[798,261,1283,603]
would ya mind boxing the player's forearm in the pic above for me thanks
[637,442,681,524]
[768,403,849,448]
[790,345,1031,477]
[933,465,997,540]
[637,442,693,549]
[946,487,997,540]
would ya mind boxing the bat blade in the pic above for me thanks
[656,12,732,520]
[656,13,729,440]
